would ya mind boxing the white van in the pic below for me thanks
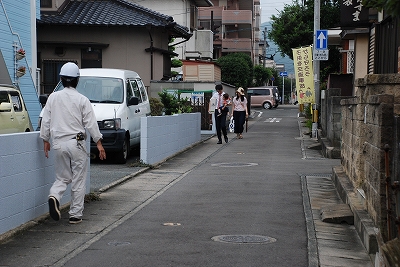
[39,69,151,163]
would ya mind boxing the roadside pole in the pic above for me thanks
[279,71,288,105]
[313,0,320,138]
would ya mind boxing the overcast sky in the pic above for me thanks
[260,0,295,23]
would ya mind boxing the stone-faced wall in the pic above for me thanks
[341,74,399,234]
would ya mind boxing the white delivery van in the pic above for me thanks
[38,69,151,163]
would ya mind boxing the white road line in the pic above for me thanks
[264,118,282,122]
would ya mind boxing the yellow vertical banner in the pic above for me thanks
[292,46,314,104]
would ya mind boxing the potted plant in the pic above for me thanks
[16,48,25,60]
[17,66,26,77]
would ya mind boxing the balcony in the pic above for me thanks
[222,10,252,25]
[222,38,252,53]
[198,6,223,20]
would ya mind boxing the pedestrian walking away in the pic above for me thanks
[231,87,248,139]
[39,62,106,224]
[212,84,229,144]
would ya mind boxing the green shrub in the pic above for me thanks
[158,90,193,115]
[149,97,164,116]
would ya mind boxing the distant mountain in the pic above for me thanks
[260,21,294,76]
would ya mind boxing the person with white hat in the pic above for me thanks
[40,62,106,224]
[231,87,248,139]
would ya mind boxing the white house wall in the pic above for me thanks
[128,0,191,60]
[0,0,41,129]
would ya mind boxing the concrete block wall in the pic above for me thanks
[0,131,90,237]
[140,113,201,165]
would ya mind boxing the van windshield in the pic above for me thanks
[54,77,124,103]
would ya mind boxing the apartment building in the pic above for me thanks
[198,0,261,64]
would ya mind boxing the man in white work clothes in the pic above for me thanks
[40,62,106,224]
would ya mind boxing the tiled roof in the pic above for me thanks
[38,0,192,39]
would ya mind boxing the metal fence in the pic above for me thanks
[191,94,212,130]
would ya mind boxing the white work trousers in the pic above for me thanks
[49,139,88,218]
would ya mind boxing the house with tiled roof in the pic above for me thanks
[37,0,192,94]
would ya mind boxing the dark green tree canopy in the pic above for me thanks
[267,0,341,84]
[268,0,340,60]
[362,0,400,17]
[217,53,253,88]
[253,65,273,87]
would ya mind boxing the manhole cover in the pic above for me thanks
[107,241,131,246]
[211,163,258,167]
[212,235,277,244]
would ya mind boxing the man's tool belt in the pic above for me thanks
[76,132,86,141]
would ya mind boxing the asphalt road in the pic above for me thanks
[66,105,334,266]
[0,105,353,267]
[88,105,295,192]
[90,147,142,192]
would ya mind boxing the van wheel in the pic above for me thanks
[115,137,129,164]
[263,102,272,109]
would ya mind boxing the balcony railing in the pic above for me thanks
[222,10,252,25]
[222,38,252,52]
[198,6,223,20]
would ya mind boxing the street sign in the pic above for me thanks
[279,71,288,77]
[313,49,329,61]
[316,30,328,50]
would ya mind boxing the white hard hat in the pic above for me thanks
[59,62,80,77]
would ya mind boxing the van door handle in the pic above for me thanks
[135,109,140,113]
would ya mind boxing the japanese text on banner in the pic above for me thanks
[292,46,314,104]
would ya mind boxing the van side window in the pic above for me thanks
[0,91,10,104]
[9,92,23,111]
[260,89,269,95]
[137,80,148,102]
[126,80,134,104]
[128,80,143,103]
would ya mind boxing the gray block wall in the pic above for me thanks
[0,132,90,236]
[141,113,201,165]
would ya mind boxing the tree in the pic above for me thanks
[362,0,400,17]
[268,0,341,84]
[253,65,273,87]
[268,0,340,59]
[216,53,253,88]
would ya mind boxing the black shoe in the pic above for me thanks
[48,196,61,221]
[69,217,82,224]
[224,136,228,143]
[217,140,222,144]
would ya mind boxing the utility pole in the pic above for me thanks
[313,0,320,137]
[263,27,267,68]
